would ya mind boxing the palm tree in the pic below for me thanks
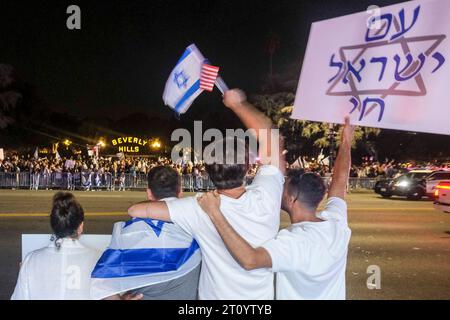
[250,92,380,162]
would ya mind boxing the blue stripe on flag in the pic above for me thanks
[91,240,200,279]
[175,80,201,113]
[175,47,192,67]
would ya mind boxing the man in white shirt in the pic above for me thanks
[127,89,286,299]
[198,117,355,300]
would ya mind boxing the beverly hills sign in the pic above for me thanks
[111,136,149,154]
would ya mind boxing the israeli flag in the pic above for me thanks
[90,211,201,300]
[163,44,206,115]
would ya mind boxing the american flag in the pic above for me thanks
[200,64,220,92]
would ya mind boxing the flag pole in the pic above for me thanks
[215,76,229,95]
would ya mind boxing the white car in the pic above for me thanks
[426,171,450,198]
[434,181,450,213]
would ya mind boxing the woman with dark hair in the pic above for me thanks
[11,192,101,300]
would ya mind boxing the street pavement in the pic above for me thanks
[0,189,449,300]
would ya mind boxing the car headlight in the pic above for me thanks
[395,181,409,187]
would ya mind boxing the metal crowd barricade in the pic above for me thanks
[0,172,30,189]
[347,177,378,190]
[182,174,194,192]
[0,171,380,191]
[0,172,14,188]
[160,175,379,192]
[0,172,116,191]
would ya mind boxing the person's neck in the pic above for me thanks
[289,205,323,224]
[217,186,246,199]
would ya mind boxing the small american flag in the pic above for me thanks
[200,64,220,92]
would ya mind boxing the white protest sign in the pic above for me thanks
[64,159,76,169]
[21,234,111,261]
[0,148,4,161]
[291,0,450,135]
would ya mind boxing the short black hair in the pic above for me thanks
[204,137,250,190]
[286,169,326,210]
[50,192,84,239]
[205,163,249,190]
[147,166,181,200]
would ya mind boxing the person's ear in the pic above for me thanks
[284,187,297,208]
[147,188,156,201]
[77,222,84,237]
[290,192,298,204]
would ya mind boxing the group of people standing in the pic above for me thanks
[11,89,354,300]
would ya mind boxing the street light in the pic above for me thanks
[151,139,162,150]
[96,140,106,157]
[63,139,72,150]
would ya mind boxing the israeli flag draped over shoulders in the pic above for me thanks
[90,207,201,300]
[163,44,206,115]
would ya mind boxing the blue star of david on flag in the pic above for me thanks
[123,218,166,237]
[174,70,190,89]
[163,44,228,115]
[163,44,205,114]
[90,214,202,299]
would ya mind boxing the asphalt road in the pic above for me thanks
[0,189,449,300]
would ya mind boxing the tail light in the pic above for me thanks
[436,182,450,190]
[435,182,450,199]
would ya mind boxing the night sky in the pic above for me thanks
[1,0,405,120]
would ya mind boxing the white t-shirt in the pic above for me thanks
[262,197,351,300]
[167,165,284,300]
[11,238,101,300]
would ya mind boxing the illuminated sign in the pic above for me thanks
[111,137,149,153]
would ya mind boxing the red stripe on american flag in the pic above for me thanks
[202,68,219,74]
[202,77,217,82]
[203,65,219,72]
[201,74,217,80]
[200,64,220,92]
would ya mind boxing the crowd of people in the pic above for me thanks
[1,152,448,191]
[0,154,182,176]
[0,154,258,191]
[1,152,448,178]
[292,156,449,179]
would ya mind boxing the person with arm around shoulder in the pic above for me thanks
[126,89,286,300]
[197,117,355,300]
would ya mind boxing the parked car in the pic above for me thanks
[433,181,450,213]
[425,171,450,198]
[374,170,433,200]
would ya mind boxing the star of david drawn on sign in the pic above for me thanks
[326,6,446,121]
[174,70,189,89]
